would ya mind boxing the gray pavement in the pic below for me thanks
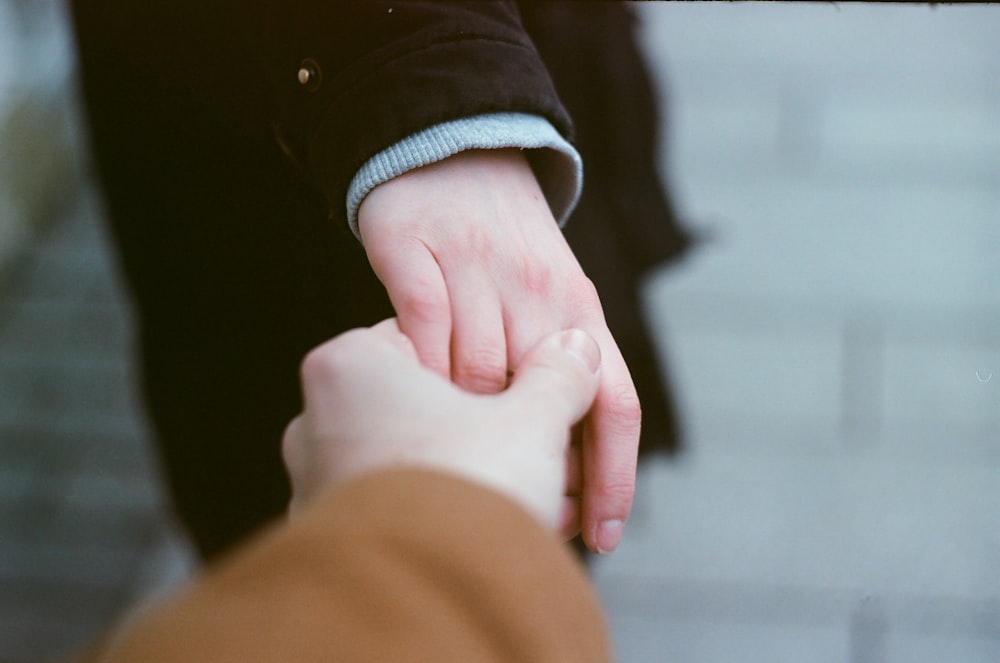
[591,4,1000,662]
[1,2,998,662]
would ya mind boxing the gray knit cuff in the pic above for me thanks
[346,112,583,239]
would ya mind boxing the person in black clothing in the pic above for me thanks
[69,0,693,559]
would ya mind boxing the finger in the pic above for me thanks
[580,336,641,555]
[281,416,310,513]
[364,237,452,378]
[448,270,507,394]
[558,497,582,540]
[500,288,559,376]
[280,416,303,479]
[369,318,420,361]
[506,329,602,431]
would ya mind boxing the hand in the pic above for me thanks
[357,149,640,553]
[282,319,602,531]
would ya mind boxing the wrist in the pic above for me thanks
[348,113,582,239]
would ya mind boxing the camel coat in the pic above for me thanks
[89,469,611,663]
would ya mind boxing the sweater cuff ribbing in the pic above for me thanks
[346,112,583,239]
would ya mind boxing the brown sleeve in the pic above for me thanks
[94,468,611,662]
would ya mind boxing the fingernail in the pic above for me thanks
[595,519,624,554]
[560,329,600,374]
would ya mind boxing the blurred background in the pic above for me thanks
[1,2,997,661]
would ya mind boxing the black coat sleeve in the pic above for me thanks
[260,0,573,218]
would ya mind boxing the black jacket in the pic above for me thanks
[262,1,574,215]
[75,0,572,224]
[70,0,689,559]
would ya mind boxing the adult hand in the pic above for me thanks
[282,320,601,531]
[357,149,640,553]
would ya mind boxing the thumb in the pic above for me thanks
[506,329,601,427]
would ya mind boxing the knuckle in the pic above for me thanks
[455,346,508,393]
[397,285,450,325]
[299,331,364,383]
[517,259,555,296]
[569,274,599,303]
[300,344,335,383]
[602,381,643,431]
[574,274,600,301]
[568,277,607,320]
[280,418,303,468]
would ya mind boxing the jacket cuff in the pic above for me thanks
[346,112,583,240]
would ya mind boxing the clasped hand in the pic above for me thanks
[283,319,602,536]
[347,149,639,552]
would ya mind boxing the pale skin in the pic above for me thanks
[283,320,602,536]
[357,149,640,553]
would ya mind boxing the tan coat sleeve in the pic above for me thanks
[94,468,611,662]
